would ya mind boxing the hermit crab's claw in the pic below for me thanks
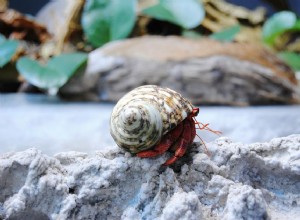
[162,116,196,166]
[137,122,184,158]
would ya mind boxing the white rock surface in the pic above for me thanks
[1,135,300,220]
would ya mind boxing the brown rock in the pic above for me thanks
[61,36,300,105]
[100,36,297,85]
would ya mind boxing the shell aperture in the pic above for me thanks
[110,85,193,154]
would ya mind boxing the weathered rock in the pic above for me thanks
[60,36,300,105]
[1,135,300,219]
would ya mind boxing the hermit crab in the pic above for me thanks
[110,85,220,166]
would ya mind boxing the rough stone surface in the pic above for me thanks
[1,135,300,220]
[60,36,300,105]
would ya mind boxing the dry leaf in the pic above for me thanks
[36,0,86,54]
[0,9,51,43]
[201,0,265,44]
[203,0,265,25]
[0,0,7,12]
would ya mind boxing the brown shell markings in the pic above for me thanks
[110,85,194,153]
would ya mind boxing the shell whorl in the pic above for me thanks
[110,85,194,153]
[110,100,163,153]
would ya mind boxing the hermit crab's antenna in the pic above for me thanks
[192,112,222,156]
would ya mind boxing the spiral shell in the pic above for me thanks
[110,85,194,154]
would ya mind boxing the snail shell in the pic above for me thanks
[110,85,194,154]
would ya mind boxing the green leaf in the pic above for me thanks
[182,30,202,39]
[142,0,204,29]
[48,53,88,78]
[0,34,6,44]
[81,0,136,47]
[293,20,300,29]
[263,11,297,45]
[210,25,241,42]
[278,51,300,71]
[17,58,65,89]
[0,40,19,67]
[16,53,88,89]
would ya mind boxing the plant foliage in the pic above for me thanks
[210,25,241,42]
[0,35,19,68]
[262,11,300,45]
[16,53,88,89]
[142,0,204,29]
[81,0,136,47]
[278,52,300,71]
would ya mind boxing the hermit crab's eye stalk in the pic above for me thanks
[192,108,199,116]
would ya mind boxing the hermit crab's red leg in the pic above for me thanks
[163,117,196,166]
[137,122,184,158]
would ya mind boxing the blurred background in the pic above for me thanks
[1,0,300,155]
[8,0,300,17]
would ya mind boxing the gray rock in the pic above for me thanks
[60,36,300,105]
[1,135,300,219]
[223,184,268,220]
